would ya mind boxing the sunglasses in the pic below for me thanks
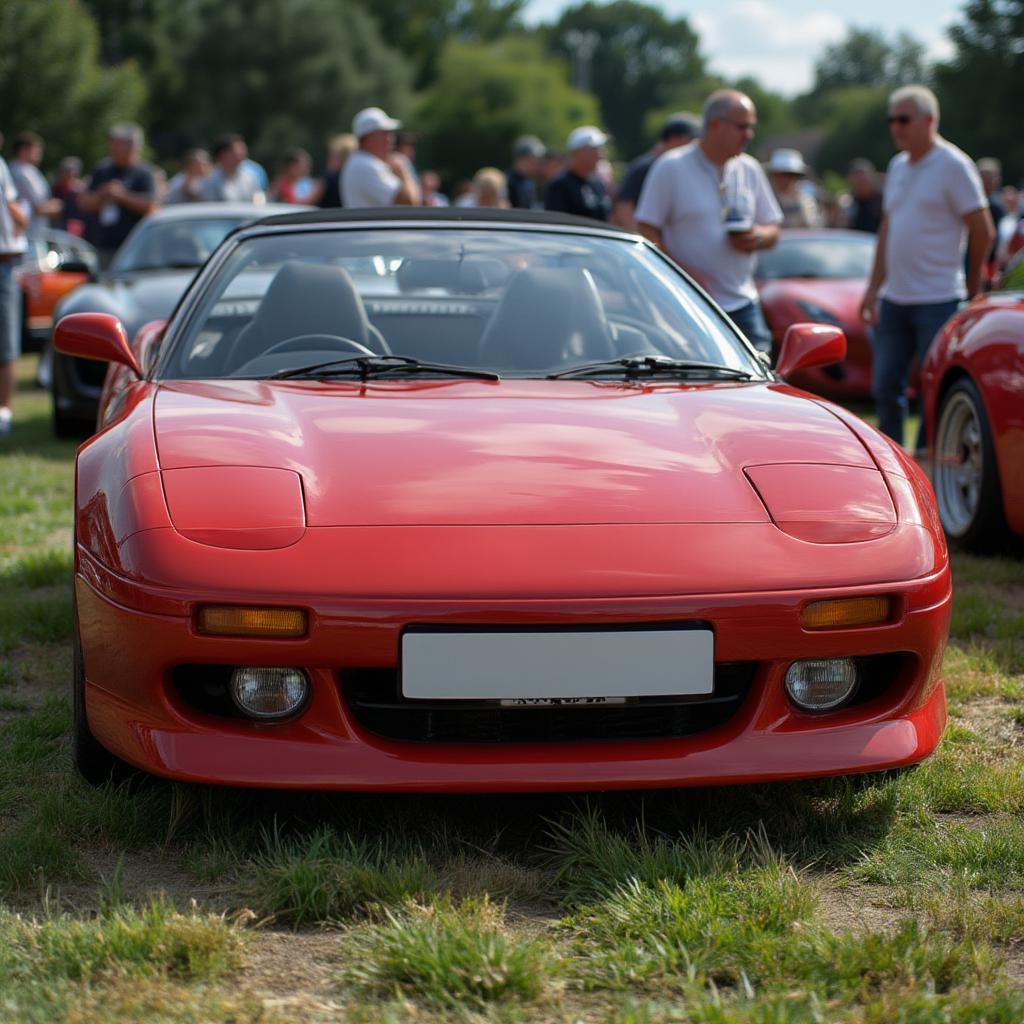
[888,114,914,125]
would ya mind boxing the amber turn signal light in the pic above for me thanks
[196,605,307,638]
[801,596,892,630]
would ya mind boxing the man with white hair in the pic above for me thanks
[635,90,781,352]
[859,85,994,450]
[341,107,420,209]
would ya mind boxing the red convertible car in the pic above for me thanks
[756,229,876,400]
[923,289,1024,551]
[57,209,950,791]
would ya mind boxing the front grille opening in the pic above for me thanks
[849,652,913,708]
[170,664,243,718]
[342,662,757,744]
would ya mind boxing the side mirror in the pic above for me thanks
[774,323,846,379]
[54,312,142,378]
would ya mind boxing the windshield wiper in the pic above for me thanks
[547,355,757,380]
[271,355,500,381]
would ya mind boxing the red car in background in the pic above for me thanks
[923,290,1024,551]
[757,229,876,400]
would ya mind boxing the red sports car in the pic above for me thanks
[56,209,950,792]
[756,229,876,400]
[922,289,1024,551]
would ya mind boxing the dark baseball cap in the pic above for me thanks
[513,134,545,158]
[660,112,700,141]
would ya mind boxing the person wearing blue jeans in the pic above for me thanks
[872,298,960,450]
[0,152,29,434]
[860,85,994,452]
[727,299,773,353]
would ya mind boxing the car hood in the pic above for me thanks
[56,270,196,336]
[152,380,877,527]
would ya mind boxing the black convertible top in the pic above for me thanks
[252,206,635,235]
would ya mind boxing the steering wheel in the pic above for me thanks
[260,333,377,357]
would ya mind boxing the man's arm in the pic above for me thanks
[859,213,889,324]
[104,179,158,217]
[963,206,996,298]
[727,223,780,253]
[7,196,28,231]
[387,153,421,205]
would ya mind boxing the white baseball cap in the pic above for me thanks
[352,107,402,139]
[566,125,609,151]
[765,148,808,175]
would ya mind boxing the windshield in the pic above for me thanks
[112,217,249,273]
[160,227,767,380]
[755,234,874,281]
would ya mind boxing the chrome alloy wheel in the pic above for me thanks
[934,388,983,537]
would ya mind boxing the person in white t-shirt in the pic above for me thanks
[0,153,29,433]
[635,89,782,352]
[341,107,421,209]
[859,85,995,450]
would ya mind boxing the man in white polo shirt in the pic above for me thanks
[859,85,994,450]
[635,89,781,353]
[341,107,421,209]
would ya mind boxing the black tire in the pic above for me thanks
[73,629,133,786]
[932,378,1008,552]
[52,405,93,441]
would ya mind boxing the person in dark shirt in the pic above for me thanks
[613,113,700,231]
[77,123,158,264]
[846,158,883,233]
[544,126,612,221]
[505,135,544,210]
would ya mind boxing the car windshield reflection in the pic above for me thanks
[162,228,767,381]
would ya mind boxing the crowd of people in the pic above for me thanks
[1,86,1021,440]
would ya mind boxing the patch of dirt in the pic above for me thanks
[814,879,907,936]
[0,643,68,725]
[954,697,1023,749]
[238,929,349,1005]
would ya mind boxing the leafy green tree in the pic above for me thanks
[356,0,526,87]
[798,28,929,123]
[415,37,599,185]
[546,1,707,159]
[934,0,1024,181]
[80,0,196,154]
[813,86,893,176]
[0,0,147,170]
[178,0,412,168]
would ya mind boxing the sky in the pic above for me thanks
[522,0,963,96]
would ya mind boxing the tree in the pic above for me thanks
[0,0,147,170]
[414,37,599,185]
[934,0,1024,181]
[80,0,198,156]
[813,86,893,176]
[547,1,707,159]
[178,0,413,168]
[811,27,929,94]
[355,0,527,88]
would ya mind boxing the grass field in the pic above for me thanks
[1,354,1022,1022]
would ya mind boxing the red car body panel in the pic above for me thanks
[74,370,951,790]
[922,292,1024,537]
[759,278,872,400]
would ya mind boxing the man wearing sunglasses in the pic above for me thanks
[859,85,994,452]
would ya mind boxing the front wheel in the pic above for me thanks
[73,630,133,786]
[933,378,1007,552]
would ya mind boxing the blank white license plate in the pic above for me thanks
[401,629,714,701]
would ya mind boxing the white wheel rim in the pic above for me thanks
[934,391,984,537]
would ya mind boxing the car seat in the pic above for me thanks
[476,267,615,372]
